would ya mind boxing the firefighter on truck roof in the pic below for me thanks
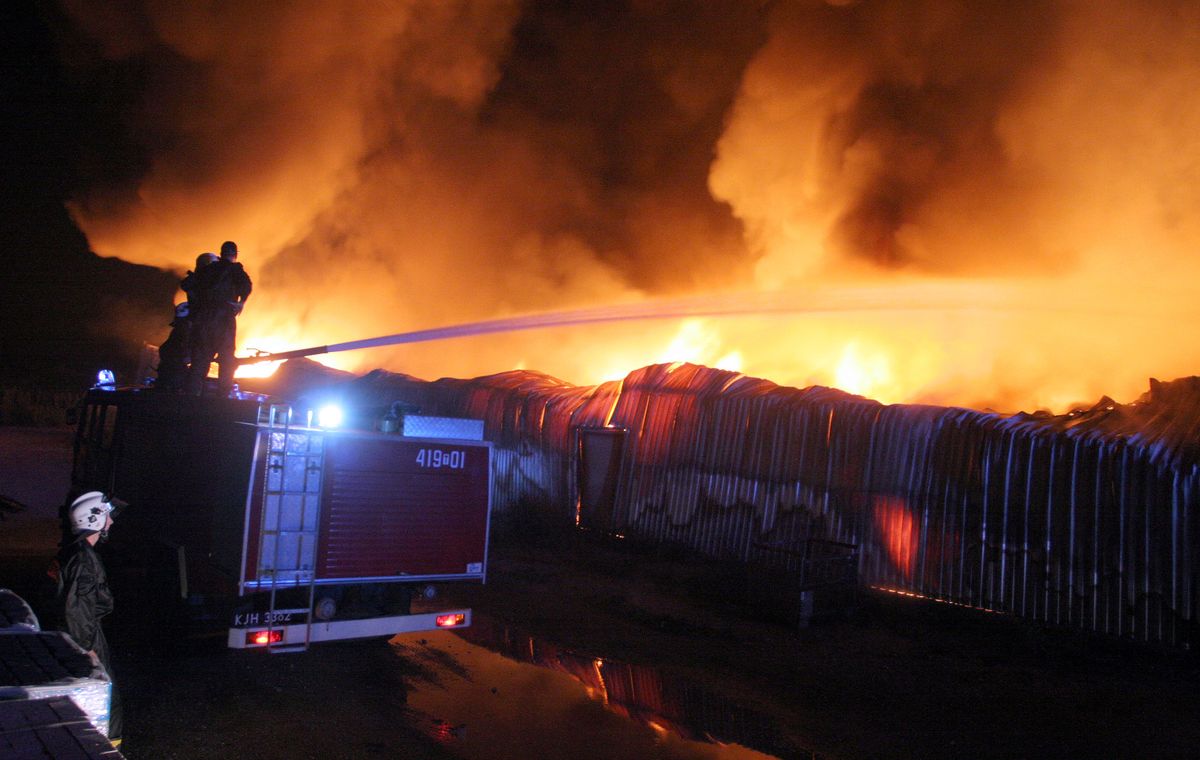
[157,251,218,391]
[185,240,252,397]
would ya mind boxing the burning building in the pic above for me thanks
[30,2,1200,648]
[250,358,1199,648]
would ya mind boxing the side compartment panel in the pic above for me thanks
[317,436,491,580]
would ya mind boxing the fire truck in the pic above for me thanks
[69,376,492,652]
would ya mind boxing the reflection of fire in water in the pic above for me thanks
[439,617,802,758]
[393,629,792,759]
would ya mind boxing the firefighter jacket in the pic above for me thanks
[186,259,253,319]
[56,540,114,655]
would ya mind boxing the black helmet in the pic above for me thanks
[196,252,218,269]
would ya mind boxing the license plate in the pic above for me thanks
[231,608,309,628]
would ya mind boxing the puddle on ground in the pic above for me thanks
[389,616,804,759]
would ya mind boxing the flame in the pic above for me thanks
[835,342,892,402]
[234,359,284,379]
[655,319,742,375]
[231,333,301,379]
[227,274,1188,411]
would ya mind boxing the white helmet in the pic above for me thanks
[69,491,115,535]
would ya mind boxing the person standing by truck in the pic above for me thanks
[185,240,252,397]
[53,491,122,745]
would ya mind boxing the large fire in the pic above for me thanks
[54,1,1200,413]
[228,275,1195,412]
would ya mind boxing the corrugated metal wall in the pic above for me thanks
[337,364,1200,647]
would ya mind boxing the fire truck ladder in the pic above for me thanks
[256,402,324,652]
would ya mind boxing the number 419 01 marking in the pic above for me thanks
[416,448,465,469]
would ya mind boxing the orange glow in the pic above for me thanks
[873,496,918,580]
[63,3,1200,414]
[656,319,743,375]
[591,658,609,706]
[228,273,1196,412]
[835,342,892,402]
[234,359,285,379]
[219,263,1200,413]
[870,585,1002,615]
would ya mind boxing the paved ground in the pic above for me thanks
[3,426,1200,759]
[451,534,1200,759]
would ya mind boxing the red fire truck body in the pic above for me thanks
[71,387,491,650]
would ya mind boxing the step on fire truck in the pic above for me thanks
[70,377,492,652]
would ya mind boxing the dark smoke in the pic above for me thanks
[52,1,766,292]
[33,0,1200,408]
[484,0,766,291]
[716,0,1064,270]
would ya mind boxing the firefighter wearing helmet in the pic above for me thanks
[157,251,220,391]
[53,491,123,743]
[185,240,253,396]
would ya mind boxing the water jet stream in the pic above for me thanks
[239,280,1157,366]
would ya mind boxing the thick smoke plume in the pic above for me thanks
[52,0,1200,411]
[711,0,1200,408]
[713,0,1063,274]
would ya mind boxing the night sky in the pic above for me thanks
[1,1,176,387]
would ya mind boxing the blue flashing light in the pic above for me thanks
[317,404,344,428]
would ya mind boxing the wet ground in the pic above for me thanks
[397,625,782,759]
[3,427,1200,759]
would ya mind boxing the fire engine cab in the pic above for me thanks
[70,380,492,651]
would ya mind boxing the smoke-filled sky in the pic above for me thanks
[32,0,1200,411]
